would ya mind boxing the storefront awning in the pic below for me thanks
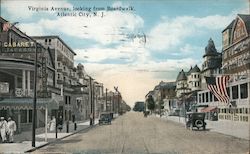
[0,98,59,110]
[201,106,217,113]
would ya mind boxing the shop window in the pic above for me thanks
[20,110,27,123]
[232,85,239,99]
[240,83,248,99]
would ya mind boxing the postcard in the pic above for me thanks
[0,0,249,153]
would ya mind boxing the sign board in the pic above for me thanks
[0,82,9,93]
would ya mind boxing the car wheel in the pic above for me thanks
[195,120,204,128]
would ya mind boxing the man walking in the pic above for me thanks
[7,117,16,143]
[0,117,7,143]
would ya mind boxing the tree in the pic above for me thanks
[147,95,155,113]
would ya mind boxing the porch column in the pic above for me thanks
[27,71,31,96]
[22,70,26,95]
[18,110,21,133]
[14,75,18,89]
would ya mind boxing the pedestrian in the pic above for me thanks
[0,117,8,143]
[48,116,56,132]
[6,117,16,143]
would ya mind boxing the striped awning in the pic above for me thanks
[201,106,217,113]
[0,98,59,110]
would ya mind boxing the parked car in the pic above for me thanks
[185,112,206,130]
[99,112,112,125]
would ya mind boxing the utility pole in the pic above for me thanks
[105,88,108,112]
[93,82,95,125]
[32,41,38,147]
[89,76,93,126]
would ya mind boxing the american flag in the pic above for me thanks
[2,22,18,32]
[205,76,230,103]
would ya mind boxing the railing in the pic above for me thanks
[15,88,34,97]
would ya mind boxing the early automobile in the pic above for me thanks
[186,112,206,130]
[99,112,112,125]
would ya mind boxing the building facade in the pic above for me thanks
[197,14,250,123]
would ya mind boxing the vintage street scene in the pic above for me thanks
[0,0,249,153]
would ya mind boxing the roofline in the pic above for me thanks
[32,35,76,55]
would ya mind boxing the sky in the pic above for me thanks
[1,0,249,107]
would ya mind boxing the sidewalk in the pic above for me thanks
[0,119,99,153]
[163,115,249,140]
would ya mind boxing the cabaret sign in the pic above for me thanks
[2,41,35,48]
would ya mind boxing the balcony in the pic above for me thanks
[15,88,34,97]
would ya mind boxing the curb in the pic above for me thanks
[25,124,97,153]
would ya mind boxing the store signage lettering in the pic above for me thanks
[3,41,35,48]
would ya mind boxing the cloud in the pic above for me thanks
[179,44,203,55]
[147,14,234,51]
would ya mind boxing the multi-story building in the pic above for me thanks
[0,17,59,131]
[197,14,250,123]
[32,36,91,122]
[201,38,222,89]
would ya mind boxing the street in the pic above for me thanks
[34,112,249,154]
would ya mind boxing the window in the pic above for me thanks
[45,39,47,45]
[49,39,51,45]
[69,96,71,104]
[198,94,201,103]
[29,110,32,123]
[65,96,68,104]
[58,74,60,79]
[205,92,209,102]
[20,110,27,123]
[202,93,205,103]
[232,85,239,99]
[239,108,242,114]
[240,83,248,99]
[209,92,213,102]
[58,62,61,67]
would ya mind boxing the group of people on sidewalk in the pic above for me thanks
[0,117,16,143]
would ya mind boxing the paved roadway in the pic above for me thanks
[34,112,249,154]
